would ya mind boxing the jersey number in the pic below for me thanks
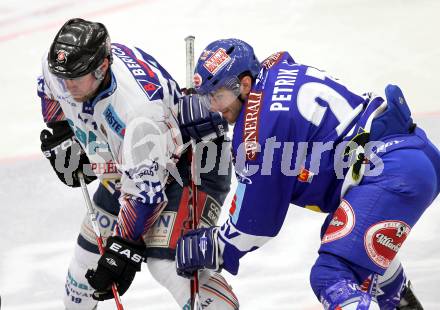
[297,67,355,132]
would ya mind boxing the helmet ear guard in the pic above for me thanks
[93,67,105,81]
[212,75,241,96]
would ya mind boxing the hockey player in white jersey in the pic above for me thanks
[38,18,238,309]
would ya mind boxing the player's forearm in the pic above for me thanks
[218,218,273,274]
[114,196,166,241]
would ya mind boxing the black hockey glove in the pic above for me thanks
[85,236,145,301]
[178,94,228,141]
[40,120,96,187]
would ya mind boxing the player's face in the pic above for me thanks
[63,59,108,102]
[209,88,242,124]
[64,73,100,102]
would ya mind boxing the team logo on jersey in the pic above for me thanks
[243,91,263,160]
[322,199,355,244]
[364,220,411,269]
[261,51,284,69]
[56,50,67,64]
[203,48,231,74]
[103,105,126,138]
[135,79,162,100]
[193,73,202,88]
[229,194,238,216]
[111,44,164,101]
[297,167,314,183]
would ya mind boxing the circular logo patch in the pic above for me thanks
[56,50,67,63]
[364,220,411,269]
[193,73,202,88]
[322,199,355,244]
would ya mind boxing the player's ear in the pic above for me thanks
[101,58,110,72]
[239,75,252,98]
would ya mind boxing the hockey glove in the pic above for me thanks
[85,236,145,301]
[178,94,228,141]
[176,226,221,278]
[40,120,96,187]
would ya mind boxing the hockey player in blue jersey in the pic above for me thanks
[38,19,239,309]
[175,39,440,309]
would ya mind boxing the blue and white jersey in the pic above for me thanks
[219,51,375,274]
[38,43,183,241]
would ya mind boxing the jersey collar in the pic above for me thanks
[82,69,117,115]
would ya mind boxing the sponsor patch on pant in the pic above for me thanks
[322,199,356,244]
[364,220,410,269]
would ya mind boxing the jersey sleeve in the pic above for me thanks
[219,158,297,275]
[37,68,65,124]
[115,112,175,241]
[219,90,298,275]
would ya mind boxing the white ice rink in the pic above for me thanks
[0,0,439,309]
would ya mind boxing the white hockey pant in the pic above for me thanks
[64,208,239,309]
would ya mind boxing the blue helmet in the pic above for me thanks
[193,39,260,95]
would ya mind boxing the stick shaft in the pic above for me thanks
[185,35,201,310]
[78,172,125,310]
[185,36,195,89]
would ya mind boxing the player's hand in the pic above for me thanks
[85,236,145,301]
[181,87,197,95]
[40,120,96,187]
[178,94,228,141]
[176,226,221,278]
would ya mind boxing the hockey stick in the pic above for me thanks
[184,35,202,310]
[77,172,124,310]
[185,35,195,90]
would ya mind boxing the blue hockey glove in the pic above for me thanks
[176,226,221,278]
[178,94,228,141]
